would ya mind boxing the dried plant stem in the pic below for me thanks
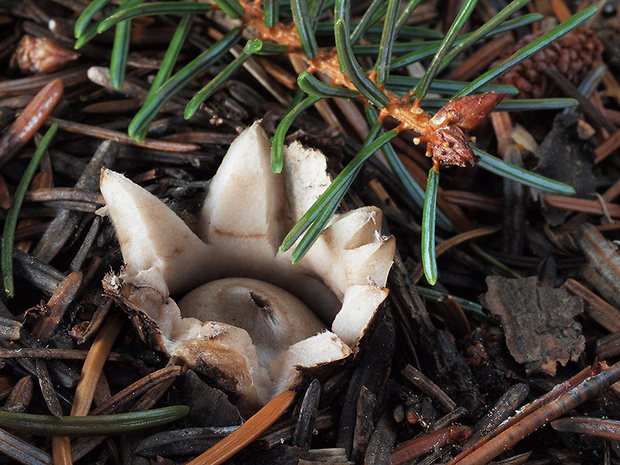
[187,390,296,465]
[90,365,182,416]
[543,195,620,217]
[15,172,53,253]
[0,426,52,465]
[0,348,125,361]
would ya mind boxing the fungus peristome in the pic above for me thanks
[99,122,395,413]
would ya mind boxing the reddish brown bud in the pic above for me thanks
[431,92,506,131]
[426,125,476,167]
[13,35,79,74]
[423,92,505,167]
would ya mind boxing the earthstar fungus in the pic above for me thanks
[99,122,395,413]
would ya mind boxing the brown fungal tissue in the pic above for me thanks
[99,122,395,413]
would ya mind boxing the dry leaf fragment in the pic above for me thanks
[480,276,584,375]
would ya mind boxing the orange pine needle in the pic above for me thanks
[71,313,124,417]
[187,390,296,465]
[551,0,573,22]
[52,313,124,464]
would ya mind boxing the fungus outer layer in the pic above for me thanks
[99,122,395,412]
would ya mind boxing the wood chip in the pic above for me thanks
[481,276,584,375]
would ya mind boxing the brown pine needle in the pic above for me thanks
[543,195,620,218]
[449,362,620,465]
[44,117,200,153]
[0,79,63,168]
[187,390,296,465]
[594,128,620,165]
[551,417,620,441]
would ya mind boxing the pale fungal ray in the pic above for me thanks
[99,122,395,413]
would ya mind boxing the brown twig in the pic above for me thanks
[551,0,573,22]
[596,330,620,360]
[0,348,126,361]
[401,364,457,413]
[441,190,503,214]
[541,66,615,133]
[594,128,620,164]
[0,67,87,96]
[33,271,82,345]
[561,177,620,231]
[71,312,124,416]
[25,189,104,206]
[15,172,53,252]
[5,376,34,412]
[91,365,182,416]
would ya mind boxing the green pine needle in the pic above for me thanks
[109,0,131,90]
[474,147,576,195]
[74,0,111,37]
[2,123,59,298]
[421,166,440,285]
[271,93,321,174]
[374,0,400,85]
[297,71,360,99]
[128,28,242,141]
[454,6,598,98]
[97,2,213,34]
[214,0,245,18]
[334,18,389,107]
[291,0,319,59]
[263,0,279,27]
[414,0,478,99]
[143,15,194,108]
[0,406,189,436]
